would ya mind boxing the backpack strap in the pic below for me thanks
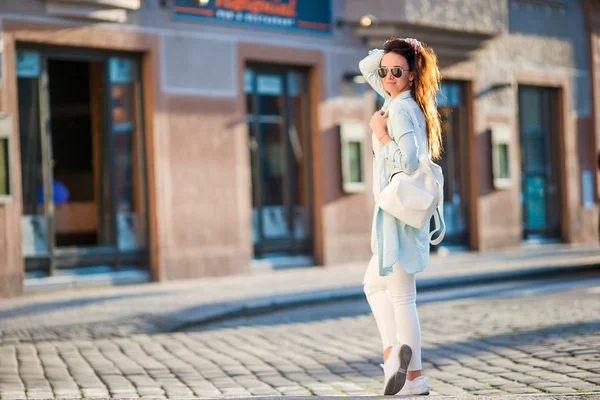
[429,202,445,245]
[429,171,445,245]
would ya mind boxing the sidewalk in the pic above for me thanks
[2,243,600,343]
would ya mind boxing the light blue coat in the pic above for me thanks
[359,49,432,276]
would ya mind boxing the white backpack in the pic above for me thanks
[379,156,445,245]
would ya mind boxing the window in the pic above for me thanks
[340,121,366,193]
[490,122,512,190]
[348,141,363,183]
[496,143,510,180]
[0,114,12,202]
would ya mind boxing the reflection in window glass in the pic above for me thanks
[520,88,543,135]
[524,136,547,169]
[287,71,310,241]
[348,141,363,183]
[18,76,48,257]
[437,82,463,107]
[111,65,147,251]
[244,69,254,94]
[497,143,509,179]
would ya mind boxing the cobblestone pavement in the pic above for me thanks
[3,244,600,344]
[1,282,599,398]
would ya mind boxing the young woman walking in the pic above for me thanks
[359,37,443,396]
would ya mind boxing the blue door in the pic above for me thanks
[518,86,562,240]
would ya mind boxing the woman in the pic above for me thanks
[359,37,443,396]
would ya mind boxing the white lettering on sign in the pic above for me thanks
[244,13,294,27]
[215,9,235,20]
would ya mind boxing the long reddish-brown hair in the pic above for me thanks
[383,38,443,160]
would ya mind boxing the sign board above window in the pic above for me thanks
[173,0,332,34]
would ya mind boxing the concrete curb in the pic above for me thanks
[162,261,600,332]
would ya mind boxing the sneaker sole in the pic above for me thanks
[384,344,412,395]
[398,388,430,397]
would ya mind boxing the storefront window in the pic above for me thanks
[287,70,311,241]
[437,81,469,245]
[109,57,147,251]
[246,65,313,257]
[17,52,49,257]
[16,49,149,274]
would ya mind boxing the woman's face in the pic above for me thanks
[380,52,412,97]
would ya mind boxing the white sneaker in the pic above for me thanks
[381,344,412,395]
[397,376,430,396]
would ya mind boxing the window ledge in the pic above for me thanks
[44,0,144,23]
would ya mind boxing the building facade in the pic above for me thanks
[0,0,597,297]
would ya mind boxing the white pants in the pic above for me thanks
[363,254,422,371]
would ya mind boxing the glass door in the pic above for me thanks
[18,51,51,271]
[108,57,149,265]
[17,49,148,274]
[376,82,471,247]
[518,86,561,240]
[245,65,313,258]
[437,81,470,246]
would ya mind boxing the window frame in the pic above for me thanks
[490,122,513,190]
[339,121,366,193]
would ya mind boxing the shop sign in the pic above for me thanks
[173,0,332,34]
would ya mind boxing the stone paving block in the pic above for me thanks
[449,378,492,391]
[81,389,110,397]
[26,394,55,399]
[51,391,81,398]
[247,387,281,395]
[503,387,545,394]
[427,381,470,396]
[505,375,543,384]
[541,386,580,393]
[219,388,252,396]
[567,382,600,392]
[469,389,508,395]
[470,365,507,374]
[192,390,222,397]
[585,376,600,384]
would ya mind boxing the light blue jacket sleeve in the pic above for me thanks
[359,49,390,101]
[382,107,419,174]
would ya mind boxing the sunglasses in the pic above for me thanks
[377,66,408,79]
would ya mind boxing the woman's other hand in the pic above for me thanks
[370,111,392,145]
